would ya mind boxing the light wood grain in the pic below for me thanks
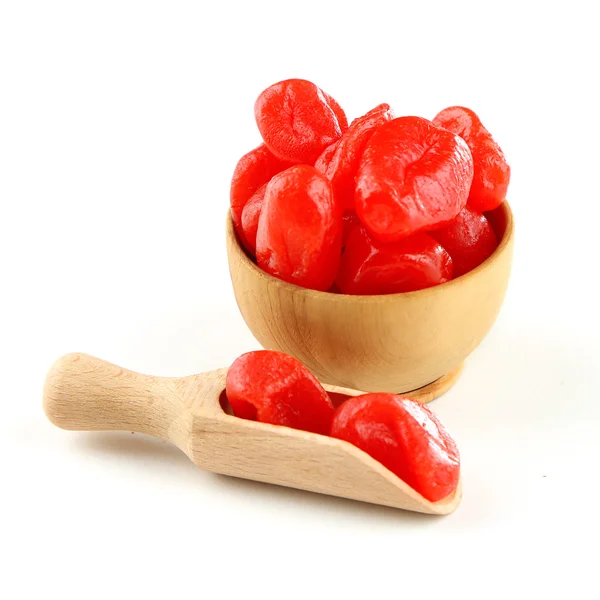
[226,201,514,393]
[44,353,462,514]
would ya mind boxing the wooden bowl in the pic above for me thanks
[226,202,514,394]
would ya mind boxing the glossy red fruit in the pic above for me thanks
[226,351,334,435]
[323,91,349,133]
[483,205,508,241]
[330,393,460,502]
[256,165,343,291]
[336,226,453,295]
[355,116,474,243]
[430,206,498,277]
[255,79,346,164]
[241,184,266,255]
[314,141,337,173]
[433,106,510,212]
[342,211,361,247]
[230,144,292,249]
[315,103,395,210]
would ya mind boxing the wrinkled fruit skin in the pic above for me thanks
[256,165,342,291]
[241,183,266,254]
[433,106,510,212]
[230,144,292,250]
[226,351,334,435]
[323,91,349,133]
[430,206,498,277]
[315,103,394,210]
[313,142,337,175]
[356,116,474,243]
[330,393,460,502]
[255,79,346,164]
[336,226,453,295]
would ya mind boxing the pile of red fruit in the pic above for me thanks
[230,79,510,293]
[226,350,460,502]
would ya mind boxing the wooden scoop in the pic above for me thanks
[43,353,463,515]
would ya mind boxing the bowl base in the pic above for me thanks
[403,363,464,404]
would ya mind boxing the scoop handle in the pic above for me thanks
[43,353,192,446]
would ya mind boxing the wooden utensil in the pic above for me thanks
[227,201,514,394]
[43,353,462,515]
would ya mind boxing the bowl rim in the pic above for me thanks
[226,201,514,303]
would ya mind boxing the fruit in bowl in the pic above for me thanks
[226,79,514,394]
[230,79,510,295]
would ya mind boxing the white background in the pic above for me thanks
[1,1,599,598]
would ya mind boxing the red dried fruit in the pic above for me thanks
[240,183,266,255]
[226,350,334,435]
[323,91,349,133]
[255,79,346,164]
[256,165,343,291]
[314,141,337,173]
[330,393,460,502]
[336,226,453,295]
[433,106,510,212]
[483,205,508,241]
[315,103,394,210]
[355,116,474,243]
[342,211,361,247]
[230,144,292,249]
[430,206,498,277]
